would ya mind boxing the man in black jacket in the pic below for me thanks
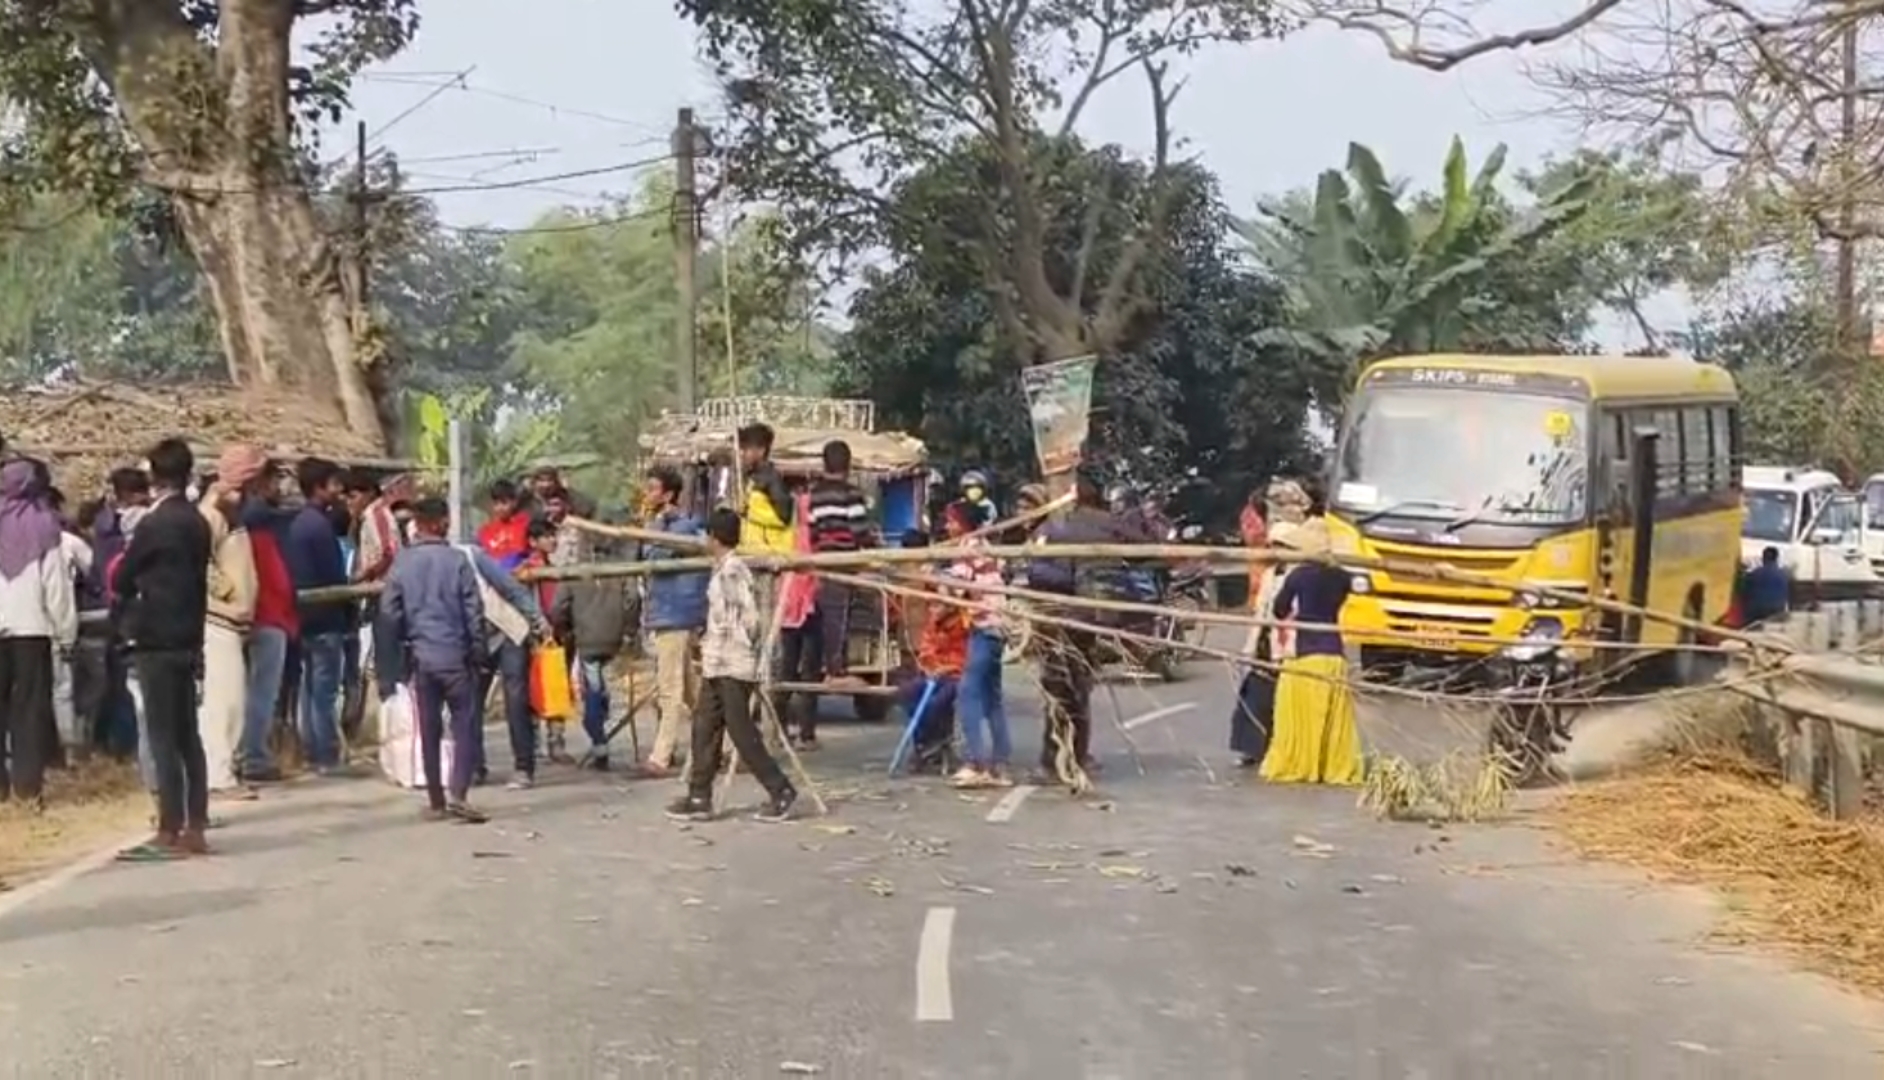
[112,438,213,859]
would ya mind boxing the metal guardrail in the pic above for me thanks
[1724,603,1884,819]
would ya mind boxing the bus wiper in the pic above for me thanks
[1354,499,1461,525]
[1445,500,1547,531]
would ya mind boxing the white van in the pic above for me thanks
[1742,466,1877,599]
[1861,473,1884,576]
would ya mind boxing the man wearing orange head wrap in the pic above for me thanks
[198,444,264,798]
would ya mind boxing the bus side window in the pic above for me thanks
[1603,410,1631,513]
[1680,407,1710,494]
[1649,408,1681,506]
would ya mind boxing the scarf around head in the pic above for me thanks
[0,458,64,580]
[217,443,270,492]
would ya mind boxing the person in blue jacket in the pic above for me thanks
[1742,546,1792,627]
[283,458,350,772]
[637,467,708,775]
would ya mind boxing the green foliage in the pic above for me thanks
[1518,147,1734,350]
[679,0,1289,365]
[1680,298,1884,478]
[0,2,419,209]
[834,137,1323,525]
[1241,138,1595,390]
[504,175,834,490]
[0,195,217,382]
[405,387,560,492]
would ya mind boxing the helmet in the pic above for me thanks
[960,469,990,491]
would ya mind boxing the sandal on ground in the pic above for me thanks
[948,767,991,789]
[116,839,182,863]
[446,803,490,825]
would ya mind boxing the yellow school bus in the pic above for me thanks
[1327,354,1742,681]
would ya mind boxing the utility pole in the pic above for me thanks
[672,107,701,416]
[352,118,370,340]
[1835,6,1860,352]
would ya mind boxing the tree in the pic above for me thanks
[1240,138,1593,390]
[0,194,218,382]
[1680,296,1884,479]
[835,139,1323,524]
[505,178,832,489]
[1315,2,1879,246]
[677,0,1285,370]
[1517,147,1734,353]
[0,1,423,445]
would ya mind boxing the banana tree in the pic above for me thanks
[1240,137,1595,396]
[405,388,561,493]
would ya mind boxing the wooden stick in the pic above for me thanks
[300,539,1790,654]
[755,577,829,817]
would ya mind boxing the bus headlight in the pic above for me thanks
[1515,591,1539,609]
[1503,617,1564,662]
[1350,574,1372,594]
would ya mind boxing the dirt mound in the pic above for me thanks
[0,379,393,497]
[1550,753,1884,995]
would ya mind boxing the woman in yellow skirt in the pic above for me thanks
[1259,517,1365,786]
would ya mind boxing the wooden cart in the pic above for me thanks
[640,396,929,721]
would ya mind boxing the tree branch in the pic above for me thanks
[1090,59,1178,353]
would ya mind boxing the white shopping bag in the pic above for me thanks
[377,683,455,790]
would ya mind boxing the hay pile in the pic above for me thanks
[0,760,148,887]
[1550,753,1884,995]
[0,379,391,496]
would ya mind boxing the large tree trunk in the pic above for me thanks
[84,0,388,449]
[174,186,384,444]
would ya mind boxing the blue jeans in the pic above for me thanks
[476,639,532,777]
[297,632,345,768]
[243,627,289,774]
[578,657,611,757]
[959,629,1010,767]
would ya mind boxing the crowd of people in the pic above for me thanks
[0,410,1358,854]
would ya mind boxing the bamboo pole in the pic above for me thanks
[302,540,1789,654]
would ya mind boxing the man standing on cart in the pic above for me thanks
[806,440,875,691]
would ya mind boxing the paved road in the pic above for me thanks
[2,657,1882,1077]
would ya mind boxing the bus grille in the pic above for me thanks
[1367,545,1523,591]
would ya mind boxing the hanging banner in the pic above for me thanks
[1021,354,1096,476]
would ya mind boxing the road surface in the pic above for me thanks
[2,658,1881,1077]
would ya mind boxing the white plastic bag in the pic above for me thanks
[377,683,455,789]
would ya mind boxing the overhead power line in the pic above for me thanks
[398,153,676,196]
[438,206,667,236]
[357,73,672,138]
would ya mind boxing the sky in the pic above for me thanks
[331,1,1662,343]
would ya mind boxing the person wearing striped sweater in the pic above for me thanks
[806,439,875,689]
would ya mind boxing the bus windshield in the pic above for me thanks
[1742,490,1798,544]
[1335,387,1589,523]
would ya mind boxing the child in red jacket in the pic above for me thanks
[519,517,571,764]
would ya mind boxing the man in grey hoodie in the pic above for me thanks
[381,498,488,823]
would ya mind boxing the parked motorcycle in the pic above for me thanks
[1484,631,1573,787]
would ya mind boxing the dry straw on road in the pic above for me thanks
[1548,699,1884,996]
[0,760,147,888]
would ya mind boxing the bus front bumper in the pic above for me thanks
[1341,594,1594,663]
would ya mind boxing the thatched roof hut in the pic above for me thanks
[640,395,927,478]
[0,379,415,496]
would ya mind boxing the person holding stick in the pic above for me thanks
[1024,473,1125,787]
[665,508,797,824]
